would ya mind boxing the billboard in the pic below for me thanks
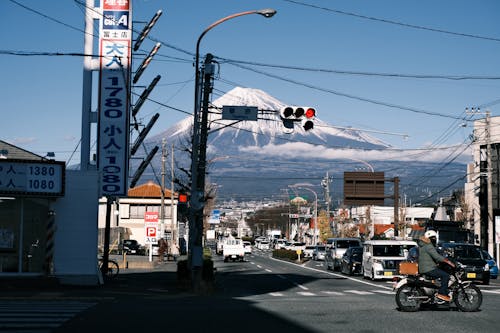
[0,159,65,197]
[97,0,132,196]
[343,171,385,206]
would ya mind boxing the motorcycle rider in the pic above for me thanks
[418,230,455,302]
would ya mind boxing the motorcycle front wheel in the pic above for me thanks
[454,284,482,312]
[395,285,423,312]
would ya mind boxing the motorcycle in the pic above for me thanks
[393,261,482,312]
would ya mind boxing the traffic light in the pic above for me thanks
[279,106,316,133]
[177,192,189,218]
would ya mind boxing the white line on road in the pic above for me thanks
[269,256,393,291]
[344,290,374,295]
[297,291,316,296]
[265,269,273,273]
[321,291,345,296]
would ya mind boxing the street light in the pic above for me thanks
[189,9,277,271]
[289,183,318,245]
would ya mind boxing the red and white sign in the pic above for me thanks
[144,222,158,244]
[144,211,159,223]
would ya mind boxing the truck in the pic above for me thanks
[222,238,245,262]
[425,220,473,245]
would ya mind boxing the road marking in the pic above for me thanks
[482,289,500,294]
[344,290,374,295]
[297,291,316,296]
[265,269,273,273]
[321,291,345,296]
[257,265,262,269]
[371,289,394,295]
[269,292,284,297]
[0,300,96,331]
[269,256,392,291]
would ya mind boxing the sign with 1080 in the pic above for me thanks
[0,159,65,197]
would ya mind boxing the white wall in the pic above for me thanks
[53,170,100,285]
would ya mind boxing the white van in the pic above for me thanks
[362,239,417,280]
[325,238,362,271]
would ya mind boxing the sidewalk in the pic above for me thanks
[0,254,186,294]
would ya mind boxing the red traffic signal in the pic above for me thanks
[279,106,316,132]
[305,107,315,119]
[178,193,188,203]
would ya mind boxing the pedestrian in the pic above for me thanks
[158,238,167,262]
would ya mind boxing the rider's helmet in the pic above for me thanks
[424,230,437,239]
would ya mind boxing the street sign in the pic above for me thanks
[222,106,258,121]
[208,209,221,224]
[144,222,158,244]
[144,211,159,223]
[0,159,65,197]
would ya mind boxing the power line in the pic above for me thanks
[218,56,500,81]
[226,62,466,120]
[282,0,500,43]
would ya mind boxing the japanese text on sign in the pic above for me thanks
[98,0,131,197]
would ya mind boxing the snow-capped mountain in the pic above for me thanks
[138,87,465,203]
[148,87,389,153]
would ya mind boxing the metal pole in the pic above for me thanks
[188,9,277,286]
[394,177,400,238]
[486,111,494,254]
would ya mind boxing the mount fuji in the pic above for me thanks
[138,87,466,203]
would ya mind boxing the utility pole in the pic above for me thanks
[322,172,332,236]
[486,110,494,255]
[468,107,494,254]
[170,143,175,253]
[188,53,215,288]
[394,177,400,238]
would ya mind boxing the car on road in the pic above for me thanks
[481,249,498,279]
[312,245,327,261]
[243,241,252,254]
[362,239,417,280]
[304,245,315,258]
[325,238,362,271]
[257,240,271,250]
[340,246,363,275]
[439,242,490,285]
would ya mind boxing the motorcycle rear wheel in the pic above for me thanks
[396,285,423,312]
[454,284,482,312]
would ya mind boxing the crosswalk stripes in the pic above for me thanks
[0,300,96,332]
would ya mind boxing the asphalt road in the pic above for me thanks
[1,249,499,332]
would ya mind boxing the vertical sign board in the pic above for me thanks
[97,0,132,196]
[144,211,158,244]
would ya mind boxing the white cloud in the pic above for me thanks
[240,142,472,164]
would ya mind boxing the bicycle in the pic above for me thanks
[98,257,120,279]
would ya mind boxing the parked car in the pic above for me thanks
[119,239,145,255]
[481,249,498,279]
[304,245,316,258]
[340,246,363,275]
[243,241,252,254]
[325,238,362,271]
[439,242,490,285]
[312,245,327,261]
[285,242,306,252]
[274,239,287,249]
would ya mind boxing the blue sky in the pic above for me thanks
[1,0,500,165]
